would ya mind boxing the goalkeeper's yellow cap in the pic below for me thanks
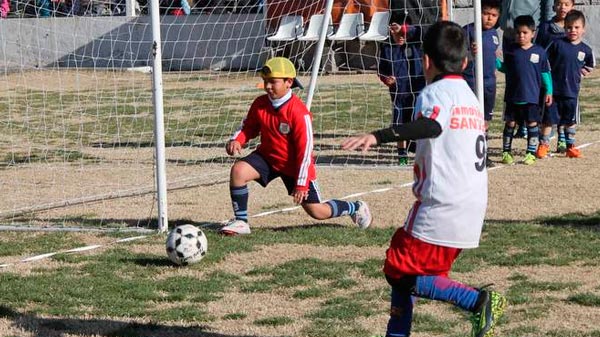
[260,57,303,89]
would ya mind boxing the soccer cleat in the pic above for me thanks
[398,156,409,166]
[219,219,251,236]
[351,200,372,229]
[471,291,507,337]
[522,153,536,165]
[557,141,567,153]
[501,152,514,165]
[566,147,583,158]
[536,143,549,159]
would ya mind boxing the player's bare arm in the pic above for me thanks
[341,134,378,152]
[226,140,242,156]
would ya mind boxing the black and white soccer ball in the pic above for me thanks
[165,224,208,266]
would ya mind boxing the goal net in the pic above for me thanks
[0,0,444,229]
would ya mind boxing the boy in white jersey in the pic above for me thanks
[342,21,506,337]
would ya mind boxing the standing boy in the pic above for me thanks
[535,0,575,157]
[499,15,553,165]
[463,0,501,167]
[221,57,372,235]
[544,9,595,158]
[378,19,425,165]
[342,21,506,337]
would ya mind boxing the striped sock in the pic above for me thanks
[230,185,248,222]
[565,126,576,148]
[326,200,358,218]
[502,125,515,152]
[526,125,540,154]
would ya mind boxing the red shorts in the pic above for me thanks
[383,228,462,279]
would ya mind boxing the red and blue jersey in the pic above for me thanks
[231,94,316,191]
[463,23,500,90]
[547,37,595,98]
[503,43,551,104]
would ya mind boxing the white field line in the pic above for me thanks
[1,140,597,269]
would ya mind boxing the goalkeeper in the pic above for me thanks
[342,21,506,337]
[220,57,372,236]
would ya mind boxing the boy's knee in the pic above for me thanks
[303,203,328,220]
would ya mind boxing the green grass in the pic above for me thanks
[0,219,599,336]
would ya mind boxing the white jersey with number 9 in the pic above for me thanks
[404,75,488,249]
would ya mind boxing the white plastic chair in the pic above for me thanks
[328,13,365,41]
[359,11,390,41]
[267,15,304,41]
[298,14,334,41]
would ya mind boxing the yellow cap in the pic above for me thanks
[260,57,303,89]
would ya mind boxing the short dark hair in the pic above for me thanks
[482,0,502,12]
[565,9,586,27]
[554,0,574,5]
[514,15,536,31]
[422,21,467,74]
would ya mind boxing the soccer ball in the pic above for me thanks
[165,224,208,265]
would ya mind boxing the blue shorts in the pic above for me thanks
[391,92,417,125]
[241,151,322,204]
[541,101,560,125]
[503,103,540,123]
[483,85,496,121]
[552,96,579,125]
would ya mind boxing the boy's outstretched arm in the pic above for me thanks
[341,118,442,152]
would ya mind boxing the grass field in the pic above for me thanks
[1,68,600,337]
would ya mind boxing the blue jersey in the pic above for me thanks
[535,19,565,49]
[463,23,500,90]
[378,42,425,96]
[503,43,550,104]
[547,38,595,98]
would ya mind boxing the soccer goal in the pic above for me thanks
[0,0,451,231]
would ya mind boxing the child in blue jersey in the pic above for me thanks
[544,10,595,158]
[378,18,426,165]
[463,0,501,167]
[535,0,575,158]
[498,15,553,165]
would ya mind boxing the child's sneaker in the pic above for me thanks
[219,219,251,235]
[523,153,536,165]
[398,156,409,166]
[557,141,567,153]
[566,147,583,158]
[501,152,514,165]
[351,200,372,229]
[470,291,507,337]
[536,143,549,159]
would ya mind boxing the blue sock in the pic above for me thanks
[565,126,576,147]
[230,185,248,222]
[326,200,358,218]
[502,125,515,152]
[386,286,413,337]
[413,275,479,311]
[558,126,566,143]
[526,125,540,154]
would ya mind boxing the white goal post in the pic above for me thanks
[1,0,484,232]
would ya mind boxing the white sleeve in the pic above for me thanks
[414,87,451,130]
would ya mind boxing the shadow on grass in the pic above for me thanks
[537,210,600,230]
[0,305,270,337]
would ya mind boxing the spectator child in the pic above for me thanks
[220,57,372,235]
[543,9,595,158]
[463,0,501,167]
[535,0,575,157]
[342,21,506,337]
[378,20,425,165]
[498,15,553,165]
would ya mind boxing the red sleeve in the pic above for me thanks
[290,102,314,191]
[232,98,261,146]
